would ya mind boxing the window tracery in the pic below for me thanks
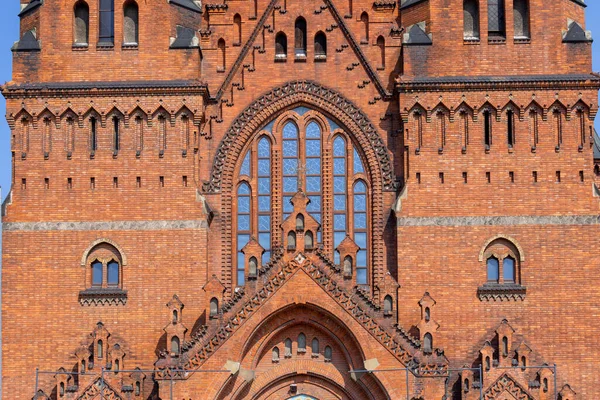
[234,107,370,286]
[479,237,526,301]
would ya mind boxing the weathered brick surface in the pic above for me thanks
[2,0,599,398]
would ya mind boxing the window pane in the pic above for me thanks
[334,194,346,211]
[283,196,293,213]
[354,194,366,211]
[312,213,321,223]
[258,160,270,176]
[355,232,367,248]
[283,140,298,157]
[353,148,365,174]
[238,184,250,195]
[334,232,346,248]
[283,159,298,175]
[237,270,245,286]
[258,195,270,212]
[258,177,270,194]
[307,196,321,212]
[334,177,346,193]
[333,137,345,156]
[503,257,515,282]
[356,268,367,284]
[283,122,298,138]
[306,122,321,138]
[262,251,271,264]
[240,150,251,176]
[258,138,270,157]
[354,181,366,193]
[333,158,345,174]
[238,234,250,250]
[258,215,270,231]
[259,233,271,250]
[334,214,346,230]
[356,250,367,266]
[305,158,321,175]
[92,261,103,285]
[487,258,499,281]
[238,215,250,231]
[306,177,321,192]
[306,139,321,156]
[107,261,119,285]
[238,196,250,213]
[283,177,298,193]
[354,212,367,229]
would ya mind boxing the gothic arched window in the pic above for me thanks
[295,17,307,56]
[123,0,139,45]
[513,0,529,39]
[233,108,370,286]
[74,1,90,45]
[233,14,242,45]
[463,0,480,39]
[314,31,327,59]
[99,0,115,44]
[360,12,369,43]
[275,32,287,59]
[376,36,385,68]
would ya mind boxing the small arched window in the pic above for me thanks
[233,14,242,45]
[463,0,480,39]
[487,257,499,282]
[97,340,104,358]
[483,110,492,148]
[135,381,141,396]
[296,214,305,231]
[218,39,226,71]
[81,360,86,373]
[112,116,120,152]
[464,378,470,392]
[513,0,529,39]
[311,338,319,354]
[275,32,287,59]
[543,378,549,392]
[288,231,296,250]
[92,261,103,286]
[107,260,119,286]
[99,0,115,44]
[343,256,353,276]
[172,310,178,323]
[284,338,293,356]
[298,333,306,352]
[423,333,433,353]
[383,295,393,314]
[123,0,139,45]
[425,307,431,322]
[272,346,280,361]
[90,117,98,152]
[502,336,509,356]
[324,345,332,361]
[305,231,314,250]
[114,358,120,373]
[507,109,515,148]
[485,356,491,371]
[521,356,526,370]
[295,17,307,56]
[314,31,326,59]
[171,336,180,355]
[74,1,90,45]
[210,297,219,317]
[376,36,385,68]
[60,382,65,397]
[360,12,369,43]
[503,256,515,282]
[248,256,258,277]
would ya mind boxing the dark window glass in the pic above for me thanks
[324,345,332,360]
[484,111,492,147]
[99,0,115,44]
[92,261,103,286]
[285,338,292,356]
[295,18,307,56]
[298,333,306,350]
[488,0,506,37]
[275,32,287,58]
[507,110,515,147]
[503,257,515,282]
[314,32,326,57]
[312,338,319,354]
[376,36,385,68]
[513,0,529,38]
[107,261,119,285]
[424,333,433,353]
[487,257,499,282]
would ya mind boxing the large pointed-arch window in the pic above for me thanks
[234,107,370,285]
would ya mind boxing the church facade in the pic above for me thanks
[2,0,599,398]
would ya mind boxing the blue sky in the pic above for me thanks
[0,4,599,201]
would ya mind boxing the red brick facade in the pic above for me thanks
[1,0,599,398]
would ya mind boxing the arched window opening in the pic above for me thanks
[60,382,65,397]
[295,17,307,56]
[464,378,470,392]
[530,110,539,149]
[376,36,385,68]
[92,261,103,286]
[521,356,526,370]
[333,136,347,264]
[210,297,219,317]
[114,358,120,373]
[233,14,242,45]
[296,214,305,231]
[218,39,226,71]
[513,0,530,39]
[463,0,480,39]
[487,0,506,39]
[284,338,293,356]
[298,333,306,352]
[425,307,431,322]
[502,336,509,356]
[107,260,119,286]
[507,110,515,148]
[347,0,352,16]
[283,122,300,219]
[360,12,369,43]
[275,32,287,59]
[354,181,368,284]
[123,0,139,45]
[437,111,446,151]
[257,138,272,263]
[484,110,492,148]
[135,116,144,153]
[305,231,314,250]
[237,183,251,286]
[577,109,586,149]
[97,340,104,358]
[272,347,280,361]
[248,256,258,277]
[553,109,563,149]
[485,356,491,371]
[543,378,549,392]
[171,336,180,355]
[324,345,333,361]
[99,0,115,44]
[414,111,423,150]
[288,231,297,250]
[343,256,353,276]
[158,115,167,154]
[314,31,327,59]
[90,117,98,152]
[172,310,178,324]
[487,257,499,282]
[81,360,86,374]
[253,0,258,18]
[312,338,319,354]
[74,1,90,45]
[503,256,515,282]
[423,333,433,354]
[135,381,141,396]
[383,295,393,313]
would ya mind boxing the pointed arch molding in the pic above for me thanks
[203,80,397,194]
